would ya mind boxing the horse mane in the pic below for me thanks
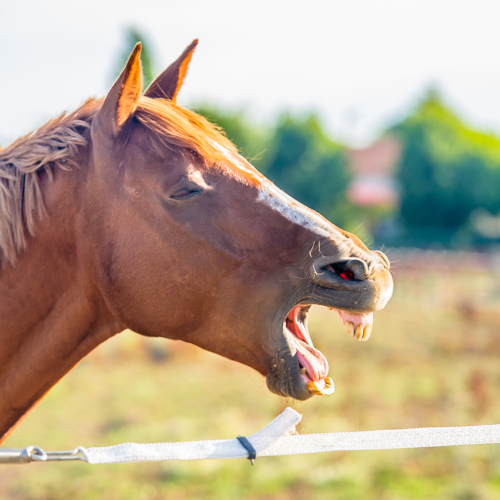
[0,102,94,265]
[0,96,236,266]
[134,97,237,163]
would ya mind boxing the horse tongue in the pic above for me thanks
[290,335,329,382]
[337,311,374,341]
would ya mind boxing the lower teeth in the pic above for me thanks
[306,377,335,396]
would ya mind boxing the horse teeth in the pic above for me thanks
[307,378,335,395]
[354,324,364,340]
[362,324,372,341]
[344,321,354,336]
[324,377,334,389]
[306,380,322,394]
[300,367,307,375]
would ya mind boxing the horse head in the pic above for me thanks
[0,41,394,442]
[87,42,393,401]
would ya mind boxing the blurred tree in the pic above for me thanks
[261,113,357,228]
[197,107,369,237]
[391,89,500,241]
[116,28,156,88]
[196,106,269,165]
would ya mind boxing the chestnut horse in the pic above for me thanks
[0,41,393,443]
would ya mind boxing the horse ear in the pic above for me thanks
[95,43,142,138]
[144,39,198,101]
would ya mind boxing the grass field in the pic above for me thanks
[3,255,500,499]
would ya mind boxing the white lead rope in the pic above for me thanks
[3,408,500,465]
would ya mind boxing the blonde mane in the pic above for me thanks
[0,97,236,266]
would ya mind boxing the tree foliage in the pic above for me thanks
[197,107,364,232]
[392,89,500,234]
[261,114,349,220]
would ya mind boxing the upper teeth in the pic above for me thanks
[362,324,372,340]
[344,321,372,341]
[345,321,354,336]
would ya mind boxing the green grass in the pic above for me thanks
[3,268,500,499]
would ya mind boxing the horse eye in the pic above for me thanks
[170,187,204,200]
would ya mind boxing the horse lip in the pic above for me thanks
[265,304,318,401]
[266,342,313,401]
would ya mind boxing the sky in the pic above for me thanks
[2,0,500,147]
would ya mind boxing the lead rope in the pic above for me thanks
[3,408,500,465]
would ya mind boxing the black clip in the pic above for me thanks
[237,435,257,465]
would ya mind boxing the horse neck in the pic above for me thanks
[0,152,123,443]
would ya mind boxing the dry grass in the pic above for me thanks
[2,263,500,499]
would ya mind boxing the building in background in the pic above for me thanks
[347,136,400,209]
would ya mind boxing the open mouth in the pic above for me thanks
[285,305,374,396]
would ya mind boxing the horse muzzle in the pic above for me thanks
[265,257,393,401]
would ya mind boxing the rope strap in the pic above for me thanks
[236,436,257,464]
[3,408,500,465]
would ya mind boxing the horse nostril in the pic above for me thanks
[339,270,355,281]
[328,259,370,281]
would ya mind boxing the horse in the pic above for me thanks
[0,40,393,443]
